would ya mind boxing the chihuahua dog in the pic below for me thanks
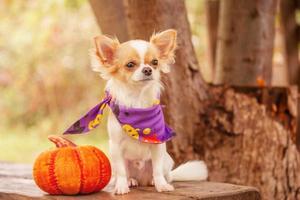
[90,29,207,195]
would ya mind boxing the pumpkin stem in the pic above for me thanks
[48,135,77,148]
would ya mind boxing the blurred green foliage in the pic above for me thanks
[0,0,208,163]
[0,0,108,162]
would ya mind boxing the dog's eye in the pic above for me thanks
[151,59,158,66]
[126,62,135,68]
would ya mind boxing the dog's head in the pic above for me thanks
[90,29,177,86]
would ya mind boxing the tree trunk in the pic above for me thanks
[280,1,300,187]
[280,0,300,87]
[89,0,129,42]
[89,0,300,199]
[195,86,300,200]
[215,0,277,86]
[205,0,220,82]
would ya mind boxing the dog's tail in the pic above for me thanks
[169,161,208,182]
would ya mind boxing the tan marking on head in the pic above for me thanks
[109,42,142,83]
[144,46,159,69]
[116,42,141,69]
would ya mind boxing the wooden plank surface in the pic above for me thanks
[0,163,261,200]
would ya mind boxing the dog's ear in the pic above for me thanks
[150,29,177,61]
[91,35,119,79]
[94,35,119,65]
[150,29,177,73]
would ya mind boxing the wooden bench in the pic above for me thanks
[0,163,261,200]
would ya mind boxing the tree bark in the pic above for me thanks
[215,0,277,86]
[280,0,300,87]
[280,2,300,190]
[89,0,300,199]
[195,86,300,200]
[89,0,129,42]
[205,0,220,82]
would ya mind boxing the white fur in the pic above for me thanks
[131,63,160,82]
[129,40,160,82]
[129,40,149,63]
[90,48,111,80]
[106,78,162,108]
[170,161,208,182]
[92,38,207,195]
[160,63,171,73]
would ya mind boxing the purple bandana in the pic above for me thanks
[63,92,175,144]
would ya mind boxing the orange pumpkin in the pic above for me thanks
[33,135,111,195]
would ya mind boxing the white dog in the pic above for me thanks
[90,29,208,195]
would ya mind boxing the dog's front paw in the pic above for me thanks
[114,177,130,195]
[155,183,174,192]
[153,176,174,192]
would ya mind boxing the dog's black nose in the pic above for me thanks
[142,67,152,76]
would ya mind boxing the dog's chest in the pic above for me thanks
[121,137,151,160]
[108,111,152,160]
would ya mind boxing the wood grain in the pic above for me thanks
[0,163,260,200]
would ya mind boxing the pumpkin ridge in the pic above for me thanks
[93,150,105,191]
[91,147,111,191]
[85,147,102,192]
[74,148,85,193]
[79,146,101,193]
[49,150,62,194]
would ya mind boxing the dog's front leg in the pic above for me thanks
[150,143,174,192]
[108,112,129,195]
[109,140,129,194]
